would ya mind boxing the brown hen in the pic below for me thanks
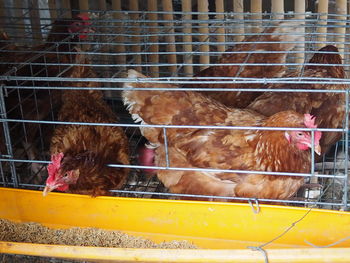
[43,53,129,197]
[247,45,347,156]
[123,70,321,201]
[188,21,304,108]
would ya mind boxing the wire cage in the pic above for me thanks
[0,0,349,210]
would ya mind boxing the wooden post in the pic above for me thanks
[112,0,126,67]
[99,0,108,58]
[129,0,142,72]
[182,0,193,76]
[198,0,210,71]
[215,0,225,53]
[14,0,25,38]
[162,0,177,74]
[61,0,72,18]
[294,0,305,69]
[48,0,57,20]
[0,0,4,31]
[316,0,328,49]
[271,0,284,20]
[79,0,89,12]
[250,0,262,33]
[147,0,159,77]
[233,0,244,42]
[335,0,347,59]
[29,0,43,44]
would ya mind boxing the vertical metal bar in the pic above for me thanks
[29,0,43,44]
[233,0,244,42]
[316,0,328,49]
[0,85,18,187]
[294,0,305,69]
[198,0,210,71]
[271,0,284,20]
[112,0,126,69]
[163,128,170,168]
[130,0,142,72]
[335,0,347,59]
[182,0,193,76]
[342,90,349,209]
[162,0,177,75]
[0,160,6,187]
[147,0,159,77]
[250,0,262,33]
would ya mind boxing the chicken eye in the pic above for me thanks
[297,132,304,137]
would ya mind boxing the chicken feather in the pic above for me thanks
[123,70,321,201]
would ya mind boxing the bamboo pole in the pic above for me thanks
[130,0,142,72]
[294,0,305,69]
[61,0,71,18]
[48,0,57,20]
[0,0,4,31]
[215,0,225,53]
[98,0,109,65]
[335,0,347,59]
[233,0,244,42]
[162,0,177,74]
[29,0,43,44]
[112,0,126,67]
[316,0,328,49]
[14,0,25,39]
[271,0,284,20]
[182,0,193,76]
[147,0,159,77]
[79,0,89,12]
[250,0,262,33]
[198,0,210,71]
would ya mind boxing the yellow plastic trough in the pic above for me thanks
[1,187,350,262]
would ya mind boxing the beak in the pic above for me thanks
[43,186,54,197]
[314,145,321,156]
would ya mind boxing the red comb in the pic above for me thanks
[76,13,90,21]
[47,153,64,181]
[304,114,317,128]
[304,114,322,142]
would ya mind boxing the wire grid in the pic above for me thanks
[0,9,349,209]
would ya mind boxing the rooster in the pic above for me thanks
[247,45,347,156]
[122,70,321,201]
[43,53,129,197]
[187,21,304,108]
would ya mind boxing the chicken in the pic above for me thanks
[122,70,321,201]
[187,21,303,108]
[43,53,129,197]
[247,45,347,156]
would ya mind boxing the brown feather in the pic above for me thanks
[186,21,304,108]
[247,45,347,156]
[123,70,315,201]
[50,53,129,196]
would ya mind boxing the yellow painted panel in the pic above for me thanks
[1,187,350,254]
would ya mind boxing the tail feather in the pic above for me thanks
[264,21,304,51]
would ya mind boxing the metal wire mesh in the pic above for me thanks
[0,8,349,209]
